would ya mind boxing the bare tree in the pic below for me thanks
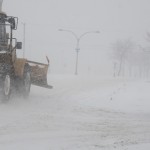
[112,39,134,76]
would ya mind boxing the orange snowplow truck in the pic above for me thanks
[0,6,52,101]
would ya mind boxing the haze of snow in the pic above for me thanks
[3,0,150,76]
[0,0,150,149]
[0,74,150,150]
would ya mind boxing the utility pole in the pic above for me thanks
[22,22,26,58]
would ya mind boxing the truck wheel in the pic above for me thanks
[2,74,12,101]
[22,69,31,98]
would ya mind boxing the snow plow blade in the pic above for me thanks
[27,60,53,89]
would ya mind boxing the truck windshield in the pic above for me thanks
[0,23,10,51]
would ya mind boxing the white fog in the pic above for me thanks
[0,0,150,150]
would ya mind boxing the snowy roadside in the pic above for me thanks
[0,74,150,150]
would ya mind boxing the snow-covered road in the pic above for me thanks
[0,75,150,150]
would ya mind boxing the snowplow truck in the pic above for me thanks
[0,11,52,101]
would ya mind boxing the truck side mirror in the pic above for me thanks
[16,42,22,49]
[8,17,18,30]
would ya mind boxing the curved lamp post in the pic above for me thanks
[59,29,100,75]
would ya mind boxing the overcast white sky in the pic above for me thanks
[2,0,150,75]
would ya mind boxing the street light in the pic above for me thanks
[21,22,26,58]
[59,29,100,75]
